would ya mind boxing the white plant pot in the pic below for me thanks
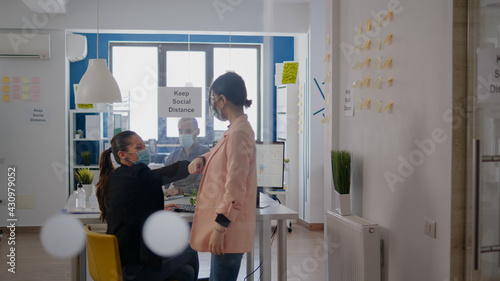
[82,184,93,200]
[335,191,351,216]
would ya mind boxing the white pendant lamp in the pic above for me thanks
[75,0,121,104]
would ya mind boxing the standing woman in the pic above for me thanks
[189,72,257,281]
[96,130,199,281]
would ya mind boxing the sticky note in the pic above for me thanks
[321,115,330,124]
[32,94,40,102]
[22,93,30,101]
[376,38,382,50]
[2,94,10,102]
[326,93,331,105]
[382,102,393,113]
[326,34,331,46]
[282,62,299,84]
[298,110,303,116]
[361,98,371,109]
[384,33,393,45]
[2,77,10,84]
[12,93,20,100]
[12,85,20,92]
[22,77,30,84]
[323,53,331,63]
[382,57,392,69]
[32,77,40,84]
[376,14,382,27]
[324,71,331,83]
[356,24,362,35]
[22,85,30,93]
[373,77,383,89]
[297,101,303,106]
[13,77,20,83]
[374,100,382,113]
[298,128,303,134]
[355,98,363,110]
[362,39,371,50]
[361,76,371,88]
[360,57,371,68]
[387,77,393,87]
[384,10,393,21]
[32,86,40,93]
[355,42,362,50]
[375,57,382,69]
[2,85,10,93]
[353,79,362,88]
[352,59,362,70]
[365,19,371,32]
[298,119,303,125]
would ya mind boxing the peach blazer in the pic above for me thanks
[190,115,257,253]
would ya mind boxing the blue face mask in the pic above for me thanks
[179,134,195,149]
[133,148,150,166]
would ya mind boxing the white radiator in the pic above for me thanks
[326,210,381,281]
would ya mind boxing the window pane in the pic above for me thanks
[165,51,206,137]
[112,46,158,139]
[213,48,258,137]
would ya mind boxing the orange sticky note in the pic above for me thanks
[323,53,331,63]
[2,94,11,102]
[361,98,371,109]
[361,76,370,88]
[2,77,10,84]
[2,85,10,93]
[360,57,371,68]
[382,102,393,113]
[387,77,393,87]
[362,39,371,50]
[384,33,393,45]
[365,19,371,32]
[383,10,393,21]
[382,57,392,69]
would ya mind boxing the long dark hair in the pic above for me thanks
[209,72,252,108]
[96,130,138,222]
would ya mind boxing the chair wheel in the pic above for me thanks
[288,227,292,233]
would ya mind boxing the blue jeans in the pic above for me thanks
[123,246,199,281]
[209,253,244,281]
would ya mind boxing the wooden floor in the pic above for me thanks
[0,225,324,281]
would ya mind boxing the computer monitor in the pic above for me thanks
[256,141,285,190]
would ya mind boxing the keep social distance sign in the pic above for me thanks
[158,87,202,118]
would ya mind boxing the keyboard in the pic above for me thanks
[174,204,196,213]
[165,195,185,201]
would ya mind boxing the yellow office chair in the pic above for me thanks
[85,224,123,281]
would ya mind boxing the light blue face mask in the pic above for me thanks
[133,148,151,166]
[179,134,195,149]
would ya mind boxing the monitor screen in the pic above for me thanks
[256,142,284,189]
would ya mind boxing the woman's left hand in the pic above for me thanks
[209,229,225,255]
[164,203,179,211]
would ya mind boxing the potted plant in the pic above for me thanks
[75,167,95,200]
[331,150,351,215]
[80,151,91,166]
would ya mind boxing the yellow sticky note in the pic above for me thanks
[361,98,371,109]
[352,59,362,70]
[321,115,330,124]
[2,77,10,84]
[373,77,383,89]
[387,77,393,87]
[2,94,11,102]
[355,42,362,50]
[22,93,30,101]
[326,34,331,46]
[324,71,331,83]
[326,93,331,105]
[361,76,371,88]
[374,100,382,113]
[376,14,382,28]
[298,128,303,134]
[375,56,382,69]
[298,110,303,116]
[353,79,362,88]
[365,19,371,32]
[297,101,303,106]
[382,57,392,69]
[22,77,30,84]
[298,119,303,125]
[282,62,299,84]
[384,10,393,21]
[382,102,393,113]
[362,39,371,50]
[376,38,382,50]
[323,53,331,63]
[355,98,363,110]
[22,85,30,93]
[360,57,371,68]
[384,33,393,45]
[2,85,10,93]
[356,24,362,35]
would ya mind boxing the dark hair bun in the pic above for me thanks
[244,99,252,108]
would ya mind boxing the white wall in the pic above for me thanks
[332,0,453,280]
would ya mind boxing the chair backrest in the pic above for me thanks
[85,224,123,281]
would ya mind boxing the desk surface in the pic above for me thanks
[64,193,297,225]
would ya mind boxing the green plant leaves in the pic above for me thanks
[331,150,351,194]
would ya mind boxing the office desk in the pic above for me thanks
[64,193,297,281]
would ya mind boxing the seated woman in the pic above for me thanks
[96,130,198,281]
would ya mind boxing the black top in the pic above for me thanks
[105,161,190,270]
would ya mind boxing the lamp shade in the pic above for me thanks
[75,59,122,104]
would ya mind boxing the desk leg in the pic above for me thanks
[72,247,87,281]
[259,218,272,281]
[246,251,254,281]
[277,219,287,281]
